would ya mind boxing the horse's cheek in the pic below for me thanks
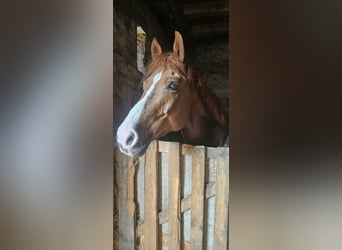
[162,99,173,114]
[167,111,186,131]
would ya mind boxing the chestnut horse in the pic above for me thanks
[117,31,228,157]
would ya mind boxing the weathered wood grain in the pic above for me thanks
[143,141,159,250]
[115,148,136,249]
[213,148,229,249]
[168,142,181,250]
[190,146,206,249]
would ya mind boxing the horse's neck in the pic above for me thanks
[181,98,227,146]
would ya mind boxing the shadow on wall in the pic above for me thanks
[187,37,229,102]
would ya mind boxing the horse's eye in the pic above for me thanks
[168,81,178,91]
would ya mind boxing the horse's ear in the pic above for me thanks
[151,37,162,60]
[173,31,184,62]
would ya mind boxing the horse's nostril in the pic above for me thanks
[126,131,136,146]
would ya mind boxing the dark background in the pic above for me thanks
[230,1,342,249]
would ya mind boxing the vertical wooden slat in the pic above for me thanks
[168,142,181,250]
[203,148,210,249]
[115,148,136,249]
[143,141,159,250]
[213,148,229,250]
[190,146,206,249]
[127,157,136,219]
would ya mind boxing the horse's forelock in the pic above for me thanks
[138,54,185,95]
[144,54,185,79]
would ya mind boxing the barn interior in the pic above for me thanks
[114,0,229,131]
[114,0,229,248]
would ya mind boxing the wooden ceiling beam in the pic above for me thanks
[190,22,228,36]
[184,1,228,16]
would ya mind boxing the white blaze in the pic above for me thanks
[116,71,162,143]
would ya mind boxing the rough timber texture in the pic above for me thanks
[135,141,229,250]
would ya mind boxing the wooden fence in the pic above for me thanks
[114,140,229,250]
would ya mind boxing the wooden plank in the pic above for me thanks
[127,157,136,219]
[136,154,146,228]
[158,211,169,225]
[168,142,181,250]
[181,143,194,155]
[158,140,169,153]
[181,197,192,213]
[207,147,218,158]
[190,146,206,249]
[143,141,159,250]
[114,148,136,249]
[213,148,229,249]
[206,182,216,199]
[114,152,119,250]
[157,181,216,225]
[202,150,210,250]
[208,158,217,183]
[136,224,143,238]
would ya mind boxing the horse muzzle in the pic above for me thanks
[116,125,151,157]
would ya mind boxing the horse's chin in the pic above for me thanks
[118,143,149,158]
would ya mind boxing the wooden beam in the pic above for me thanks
[184,1,228,16]
[168,142,181,250]
[190,22,228,36]
[143,141,159,250]
[155,182,217,226]
[115,149,136,249]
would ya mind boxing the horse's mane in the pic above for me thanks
[142,53,228,127]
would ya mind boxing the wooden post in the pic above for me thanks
[115,148,136,249]
[190,146,206,249]
[143,141,159,250]
[213,148,229,250]
[168,142,181,250]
